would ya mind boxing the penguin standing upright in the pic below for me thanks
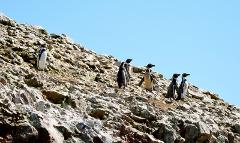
[117,62,127,88]
[37,47,47,70]
[166,73,180,101]
[177,73,190,100]
[138,64,155,91]
[124,59,132,83]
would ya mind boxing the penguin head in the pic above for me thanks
[120,62,125,67]
[173,73,181,78]
[126,59,132,63]
[39,48,46,53]
[146,64,155,69]
[182,73,190,77]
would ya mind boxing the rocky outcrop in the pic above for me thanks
[0,13,240,143]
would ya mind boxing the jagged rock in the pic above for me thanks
[189,90,204,100]
[54,125,72,140]
[14,122,38,142]
[177,104,191,111]
[24,76,43,87]
[184,123,199,143]
[232,122,240,134]
[0,13,239,143]
[153,122,177,143]
[0,77,7,85]
[196,121,211,143]
[0,14,16,27]
[42,90,66,104]
[130,104,157,121]
[29,112,64,143]
[119,124,163,143]
[203,91,220,100]
[35,101,51,112]
[89,108,109,120]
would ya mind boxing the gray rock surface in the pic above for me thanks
[0,13,239,143]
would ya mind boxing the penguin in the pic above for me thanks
[37,47,47,70]
[166,73,180,101]
[146,64,155,69]
[177,73,190,100]
[138,64,155,92]
[117,62,127,88]
[124,59,132,83]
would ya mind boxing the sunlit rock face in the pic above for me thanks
[0,13,240,143]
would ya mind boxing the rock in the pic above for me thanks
[217,134,228,143]
[184,123,199,143]
[24,76,43,87]
[119,124,163,143]
[0,13,240,143]
[203,91,220,100]
[130,104,157,121]
[0,14,16,27]
[0,77,7,85]
[42,90,66,104]
[54,125,72,140]
[29,112,64,143]
[177,104,191,111]
[232,122,240,134]
[153,123,177,143]
[196,121,211,143]
[132,66,144,73]
[35,101,51,112]
[188,90,204,100]
[14,122,38,142]
[89,108,109,120]
[94,74,106,83]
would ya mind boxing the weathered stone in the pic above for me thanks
[177,104,191,111]
[14,122,38,142]
[89,108,109,120]
[184,123,199,143]
[24,77,43,87]
[203,91,220,100]
[153,123,177,143]
[232,122,240,134]
[42,90,66,104]
[0,14,16,27]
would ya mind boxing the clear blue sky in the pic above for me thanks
[1,1,240,106]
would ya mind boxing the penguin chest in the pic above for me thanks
[38,51,47,69]
[144,76,153,89]
[182,82,189,94]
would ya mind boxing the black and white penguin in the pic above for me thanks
[177,73,190,100]
[117,62,127,88]
[124,59,132,82]
[138,64,155,91]
[37,47,47,70]
[166,73,180,101]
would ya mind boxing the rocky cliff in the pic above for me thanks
[0,13,240,143]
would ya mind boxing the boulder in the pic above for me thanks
[14,122,38,142]
[196,121,211,143]
[153,123,177,143]
[232,122,240,134]
[184,123,199,143]
[89,108,109,120]
[42,90,66,104]
[203,91,220,100]
[0,14,16,27]
[24,77,43,88]
[177,104,191,111]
